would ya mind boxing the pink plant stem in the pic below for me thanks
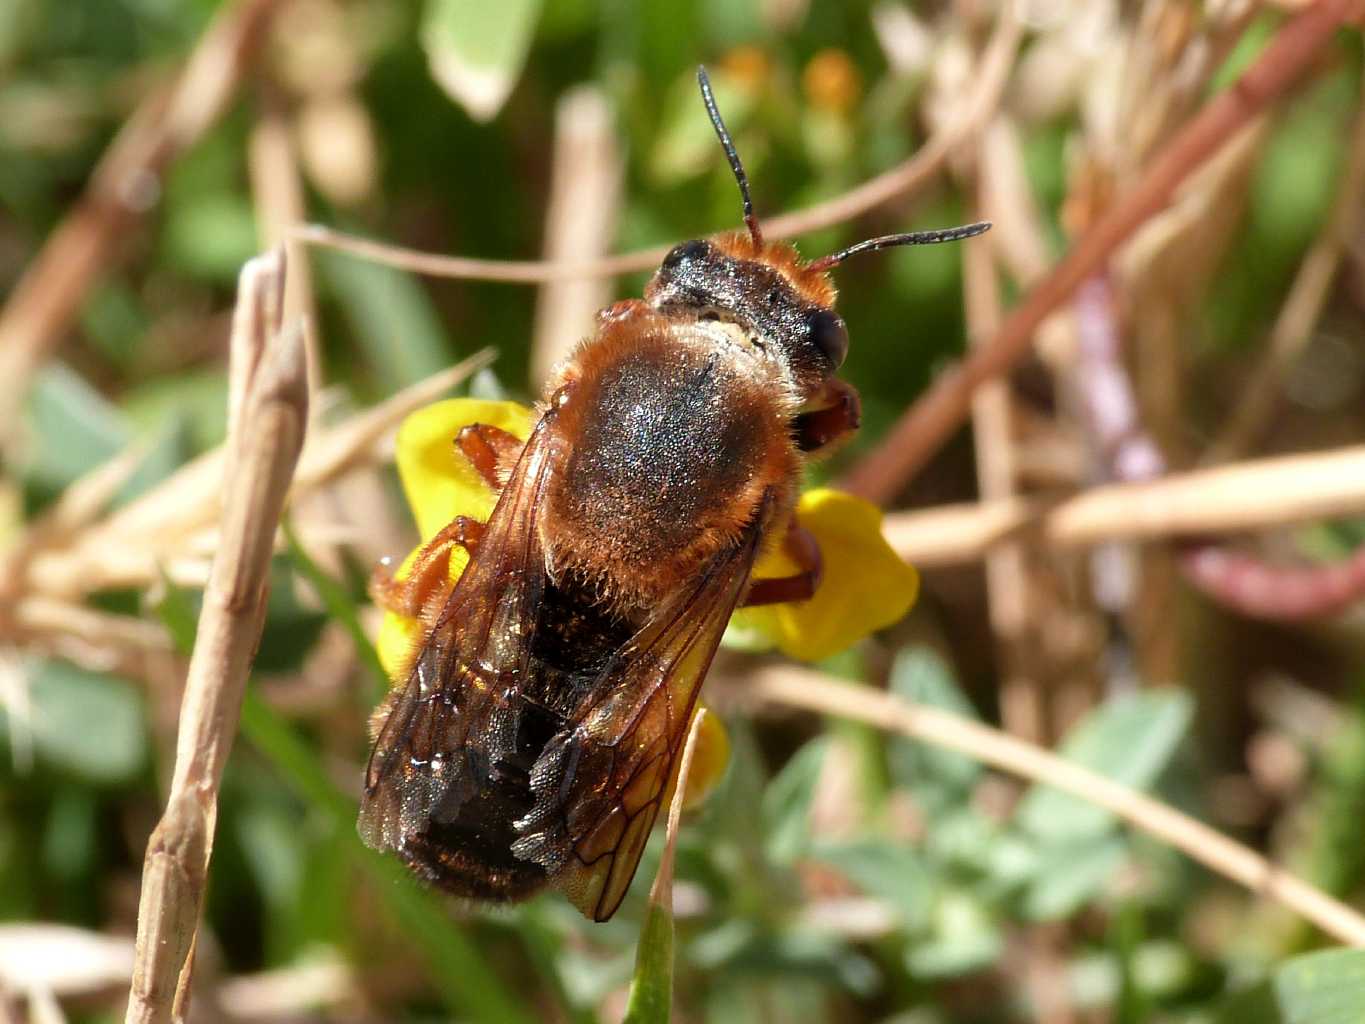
[1073,273,1365,621]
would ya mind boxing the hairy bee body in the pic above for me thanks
[545,312,800,610]
[359,67,986,921]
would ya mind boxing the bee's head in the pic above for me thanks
[647,66,988,399]
[645,234,848,396]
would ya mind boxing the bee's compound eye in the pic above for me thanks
[662,239,709,270]
[807,309,849,368]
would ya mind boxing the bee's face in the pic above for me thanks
[645,238,848,398]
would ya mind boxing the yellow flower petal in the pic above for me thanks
[661,704,731,812]
[395,398,536,542]
[730,488,918,662]
[377,399,536,679]
[679,706,730,810]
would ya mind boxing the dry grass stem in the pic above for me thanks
[14,598,171,655]
[126,254,308,1024]
[840,0,1355,503]
[651,709,708,906]
[290,4,1020,284]
[884,442,1365,568]
[248,93,322,400]
[745,665,1365,946]
[530,85,621,387]
[0,924,134,996]
[0,0,286,447]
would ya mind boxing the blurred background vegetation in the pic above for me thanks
[3,0,1365,1021]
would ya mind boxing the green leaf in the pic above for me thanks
[762,736,830,864]
[623,901,674,1024]
[811,839,932,932]
[886,648,981,802]
[421,0,543,121]
[649,69,754,187]
[1014,691,1193,844]
[283,520,388,705]
[903,889,1003,980]
[1218,949,1365,1024]
[1019,835,1127,921]
[4,660,147,784]
[24,364,130,494]
[162,190,260,282]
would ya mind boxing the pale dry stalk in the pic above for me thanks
[0,0,288,447]
[529,85,622,388]
[125,254,308,1024]
[963,177,1043,742]
[248,91,323,400]
[884,442,1365,567]
[745,665,1365,946]
[290,2,1022,284]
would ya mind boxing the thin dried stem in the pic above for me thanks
[290,5,1021,284]
[0,0,287,448]
[530,85,621,387]
[744,665,1365,946]
[884,443,1365,567]
[652,709,708,906]
[126,254,308,1024]
[248,89,322,400]
[839,0,1356,503]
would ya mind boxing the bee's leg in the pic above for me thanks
[794,378,861,454]
[456,423,524,490]
[370,516,486,619]
[741,524,823,606]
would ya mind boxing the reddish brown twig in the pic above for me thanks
[0,0,287,447]
[839,0,1356,504]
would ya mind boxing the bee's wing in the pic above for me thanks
[511,496,771,921]
[358,414,556,853]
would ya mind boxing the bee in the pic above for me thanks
[359,66,988,922]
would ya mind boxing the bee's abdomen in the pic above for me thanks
[399,575,637,901]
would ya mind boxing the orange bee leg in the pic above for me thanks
[371,516,486,621]
[742,524,823,607]
[456,423,525,491]
[795,378,861,454]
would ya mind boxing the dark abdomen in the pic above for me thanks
[400,570,638,901]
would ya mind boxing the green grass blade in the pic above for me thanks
[623,900,674,1024]
[281,519,390,705]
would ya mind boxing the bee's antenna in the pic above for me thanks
[697,65,763,249]
[806,221,991,273]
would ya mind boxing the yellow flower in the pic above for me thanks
[374,398,537,681]
[729,487,919,663]
[375,398,918,808]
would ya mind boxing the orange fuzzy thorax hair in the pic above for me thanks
[708,231,838,310]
